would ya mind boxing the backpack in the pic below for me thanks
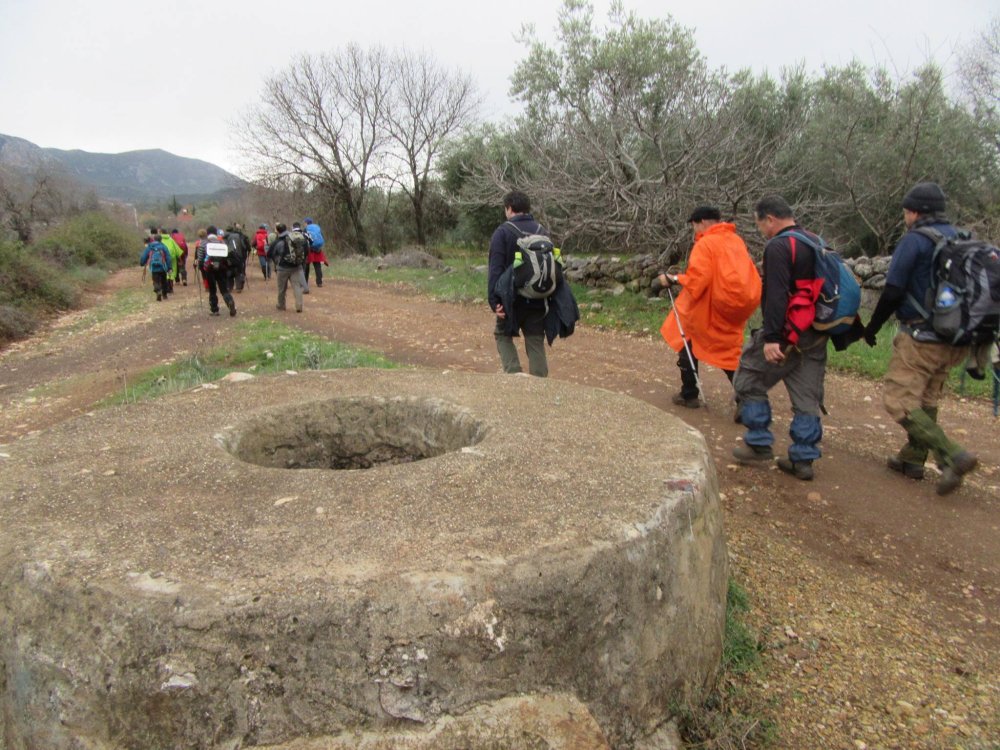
[225,233,246,268]
[287,230,310,265]
[203,240,230,271]
[784,231,861,340]
[910,227,1000,345]
[147,243,170,272]
[506,221,563,299]
[305,223,324,249]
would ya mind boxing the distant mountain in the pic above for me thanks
[0,133,245,204]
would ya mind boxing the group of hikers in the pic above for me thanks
[140,218,328,317]
[489,185,998,497]
[140,185,994,498]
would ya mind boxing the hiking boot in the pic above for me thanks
[210,310,220,316]
[732,443,774,464]
[672,393,700,409]
[937,451,979,496]
[225,296,237,317]
[777,457,814,481]
[156,293,162,301]
[276,305,286,311]
[887,455,925,480]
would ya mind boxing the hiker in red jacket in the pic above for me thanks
[254,224,271,280]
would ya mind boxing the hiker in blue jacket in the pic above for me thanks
[863,182,978,495]
[140,234,173,302]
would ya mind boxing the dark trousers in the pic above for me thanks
[151,271,168,299]
[677,343,734,400]
[303,261,323,285]
[495,301,548,377]
[204,269,231,313]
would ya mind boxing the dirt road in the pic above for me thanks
[1,269,997,748]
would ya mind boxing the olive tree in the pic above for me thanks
[785,63,998,255]
[958,15,1000,155]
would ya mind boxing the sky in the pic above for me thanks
[0,0,995,176]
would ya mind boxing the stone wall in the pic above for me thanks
[563,254,892,298]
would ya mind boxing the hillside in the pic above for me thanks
[0,133,245,203]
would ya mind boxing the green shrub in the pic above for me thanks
[34,212,137,269]
[0,304,38,341]
[0,239,78,311]
[0,212,137,347]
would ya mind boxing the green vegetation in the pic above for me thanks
[0,211,138,344]
[722,579,764,675]
[675,578,777,748]
[111,319,399,404]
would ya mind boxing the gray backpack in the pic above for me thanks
[287,230,310,266]
[507,222,563,299]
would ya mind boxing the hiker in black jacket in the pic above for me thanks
[488,191,553,376]
[731,195,828,482]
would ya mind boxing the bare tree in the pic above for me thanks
[0,167,65,243]
[958,15,1000,155]
[385,50,480,246]
[236,45,392,254]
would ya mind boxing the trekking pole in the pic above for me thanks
[665,281,708,409]
[992,364,999,418]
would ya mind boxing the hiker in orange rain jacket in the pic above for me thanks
[657,206,761,408]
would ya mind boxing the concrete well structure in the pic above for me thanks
[0,370,727,749]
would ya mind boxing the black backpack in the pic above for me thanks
[506,222,563,299]
[909,227,1000,345]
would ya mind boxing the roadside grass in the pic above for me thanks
[675,579,778,749]
[334,251,485,304]
[109,318,399,405]
[331,250,997,402]
[63,287,148,333]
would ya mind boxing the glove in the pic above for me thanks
[863,325,878,347]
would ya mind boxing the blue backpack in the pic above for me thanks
[786,231,861,337]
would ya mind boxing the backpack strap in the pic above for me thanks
[505,220,545,237]
[904,227,948,321]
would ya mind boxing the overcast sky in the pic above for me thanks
[0,0,994,175]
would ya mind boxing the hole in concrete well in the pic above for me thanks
[226,396,487,470]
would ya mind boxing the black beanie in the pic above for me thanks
[902,182,946,214]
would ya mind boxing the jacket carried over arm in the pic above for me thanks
[660,222,761,370]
